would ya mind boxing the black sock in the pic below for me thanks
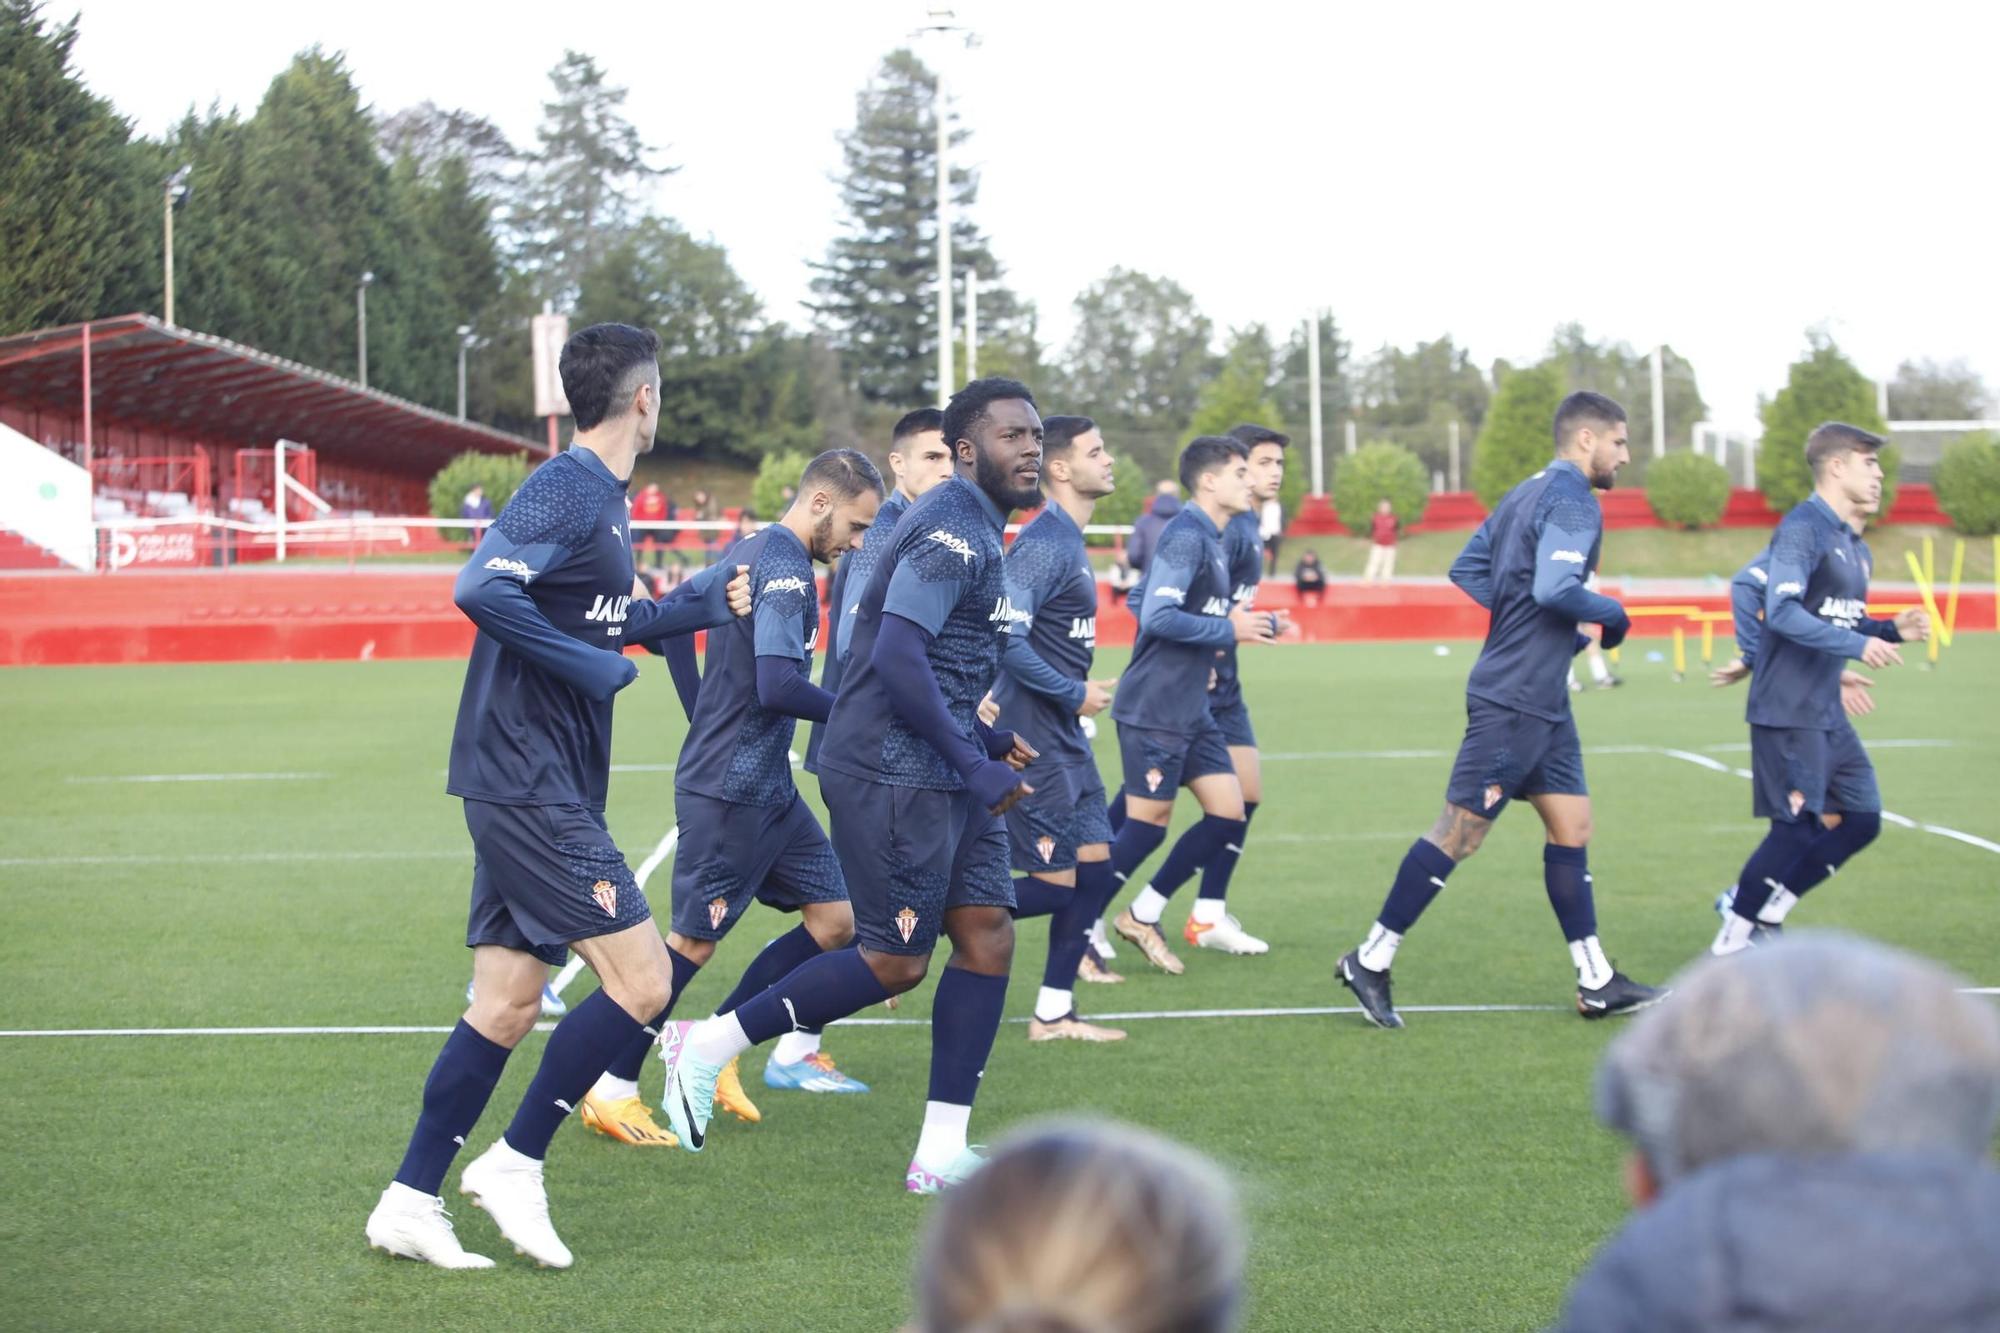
[1043,861,1111,988]
[1106,791,1128,834]
[733,946,891,1046]
[393,1020,511,1196]
[927,968,1009,1106]
[1776,812,1882,902]
[1731,818,1820,922]
[604,947,699,1084]
[1149,816,1230,897]
[1193,815,1250,904]
[715,924,823,1017]
[1106,819,1167,915]
[502,989,644,1160]
[1542,843,1596,942]
[1010,875,1069,920]
[1378,838,1457,934]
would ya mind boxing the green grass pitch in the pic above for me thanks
[2,638,1995,1330]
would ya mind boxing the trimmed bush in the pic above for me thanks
[428,450,532,540]
[750,449,812,520]
[1757,335,1890,512]
[1644,451,1731,529]
[1331,441,1429,535]
[1935,432,2000,535]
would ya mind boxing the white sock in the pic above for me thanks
[1711,914,1755,956]
[688,1011,752,1066]
[591,1072,640,1102]
[1088,919,1112,956]
[772,1029,822,1065]
[1131,886,1169,925]
[915,1101,971,1163]
[1759,887,1800,924]
[1191,897,1226,925]
[1571,935,1614,990]
[1034,986,1072,1022]
[1587,651,1611,683]
[1357,921,1402,972]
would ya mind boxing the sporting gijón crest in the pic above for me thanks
[591,879,619,917]
[896,906,919,943]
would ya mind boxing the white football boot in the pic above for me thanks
[459,1139,573,1269]
[365,1182,495,1269]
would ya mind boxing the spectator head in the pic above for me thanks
[1041,415,1114,502]
[1153,478,1179,497]
[465,485,483,500]
[943,377,1043,511]
[1228,424,1289,503]
[1179,436,1253,516]
[1595,931,2000,1200]
[1806,421,1888,515]
[915,1119,1244,1333]
[1376,498,1392,514]
[560,323,662,445]
[793,447,886,562]
[1302,548,1321,564]
[889,407,953,502]
[642,482,660,494]
[1552,390,1629,492]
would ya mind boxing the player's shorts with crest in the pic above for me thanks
[463,799,651,966]
[1005,753,1113,874]
[1115,720,1235,800]
[1749,720,1879,822]
[823,775,1014,956]
[667,791,848,942]
[1443,696,1587,819]
[1210,698,1257,748]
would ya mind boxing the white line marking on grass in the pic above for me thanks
[609,763,677,774]
[64,771,330,784]
[1653,749,2000,857]
[1700,739,1956,752]
[10,993,1999,1039]
[0,849,464,868]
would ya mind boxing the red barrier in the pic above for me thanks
[4,568,1989,666]
[1288,485,1947,535]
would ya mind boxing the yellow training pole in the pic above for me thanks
[1904,550,1946,656]
[1941,538,1964,649]
[1672,626,1686,678]
[1701,619,1714,664]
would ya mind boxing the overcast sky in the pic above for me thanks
[59,0,1999,434]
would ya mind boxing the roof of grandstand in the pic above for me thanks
[0,314,535,469]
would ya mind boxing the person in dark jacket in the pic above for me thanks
[1124,480,1182,575]
[1552,931,2000,1333]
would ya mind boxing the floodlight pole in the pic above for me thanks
[456,325,474,420]
[964,272,978,382]
[1306,313,1324,496]
[162,165,190,326]
[916,9,974,407]
[1650,344,1666,457]
[356,271,374,388]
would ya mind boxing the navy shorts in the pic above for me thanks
[1116,721,1236,800]
[464,800,651,967]
[824,775,1015,957]
[1750,721,1880,822]
[1211,698,1257,749]
[1444,697,1587,819]
[668,792,847,942]
[1006,752,1113,873]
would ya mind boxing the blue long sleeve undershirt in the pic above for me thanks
[1000,634,1087,711]
[755,655,835,724]
[873,613,1019,809]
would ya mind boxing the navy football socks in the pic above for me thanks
[1193,815,1250,904]
[928,966,1009,1106]
[1378,838,1458,933]
[1107,818,1167,890]
[1106,791,1128,834]
[502,989,644,1160]
[715,924,824,1017]
[732,946,892,1046]
[1010,875,1070,920]
[1043,860,1113,988]
[394,1019,511,1196]
[1542,843,1596,943]
[1730,818,1821,922]
[1149,814,1231,897]
[604,947,700,1084]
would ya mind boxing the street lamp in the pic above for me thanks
[912,7,977,408]
[456,324,475,420]
[162,165,191,326]
[356,271,374,388]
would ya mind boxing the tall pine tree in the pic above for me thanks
[808,49,1031,405]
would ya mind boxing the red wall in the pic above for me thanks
[3,570,1988,667]
[1290,485,1950,536]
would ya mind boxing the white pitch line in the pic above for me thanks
[9,992,1999,1039]
[63,771,331,784]
[1701,739,1956,753]
[0,849,464,868]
